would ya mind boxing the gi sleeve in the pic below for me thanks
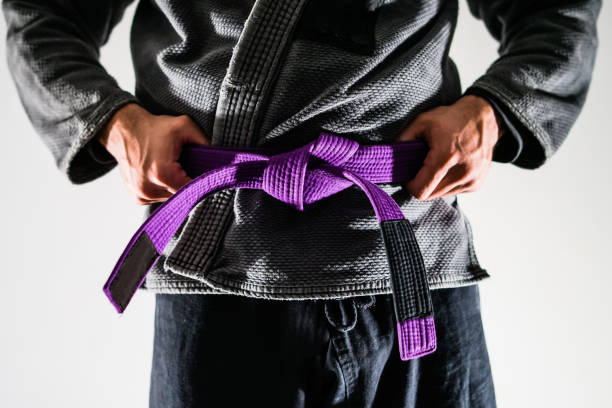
[463,0,602,169]
[2,0,138,184]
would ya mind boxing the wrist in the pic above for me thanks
[97,103,143,147]
[96,103,147,161]
[457,94,504,145]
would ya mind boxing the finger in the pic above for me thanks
[132,188,172,205]
[139,182,173,201]
[442,180,477,197]
[406,150,455,200]
[150,162,193,194]
[396,117,428,142]
[176,115,210,146]
[435,161,491,199]
[134,196,161,206]
[121,172,170,203]
[427,163,472,199]
[129,168,174,200]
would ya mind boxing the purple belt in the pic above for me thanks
[103,132,437,360]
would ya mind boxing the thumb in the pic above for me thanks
[396,116,428,142]
[177,115,211,146]
[154,162,193,194]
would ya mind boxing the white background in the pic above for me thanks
[1,2,610,407]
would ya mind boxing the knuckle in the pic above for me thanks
[460,162,476,176]
[463,178,477,188]
[147,166,160,181]
[429,121,444,134]
[134,179,147,195]
[412,188,428,200]
[412,112,427,123]
[147,163,165,182]
[138,183,158,200]
[449,150,462,161]
[438,153,456,169]
[155,168,175,186]
[464,180,481,192]
[445,152,461,166]
[417,110,435,122]
[134,196,148,206]
[176,114,193,127]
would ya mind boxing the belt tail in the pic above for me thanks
[380,219,437,360]
[102,231,160,313]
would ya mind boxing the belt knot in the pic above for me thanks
[261,132,360,210]
[103,131,438,362]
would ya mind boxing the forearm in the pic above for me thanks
[465,0,602,168]
[2,0,137,183]
[395,94,504,200]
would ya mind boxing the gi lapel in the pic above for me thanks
[164,0,310,278]
[213,0,310,147]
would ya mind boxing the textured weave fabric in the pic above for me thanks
[103,133,438,359]
[148,286,496,407]
[3,0,601,300]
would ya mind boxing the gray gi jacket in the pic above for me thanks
[3,0,600,299]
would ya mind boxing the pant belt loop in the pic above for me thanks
[324,299,358,333]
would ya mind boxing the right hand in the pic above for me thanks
[96,103,211,205]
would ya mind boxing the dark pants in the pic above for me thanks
[149,285,496,407]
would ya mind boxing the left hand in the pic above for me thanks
[395,95,504,200]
